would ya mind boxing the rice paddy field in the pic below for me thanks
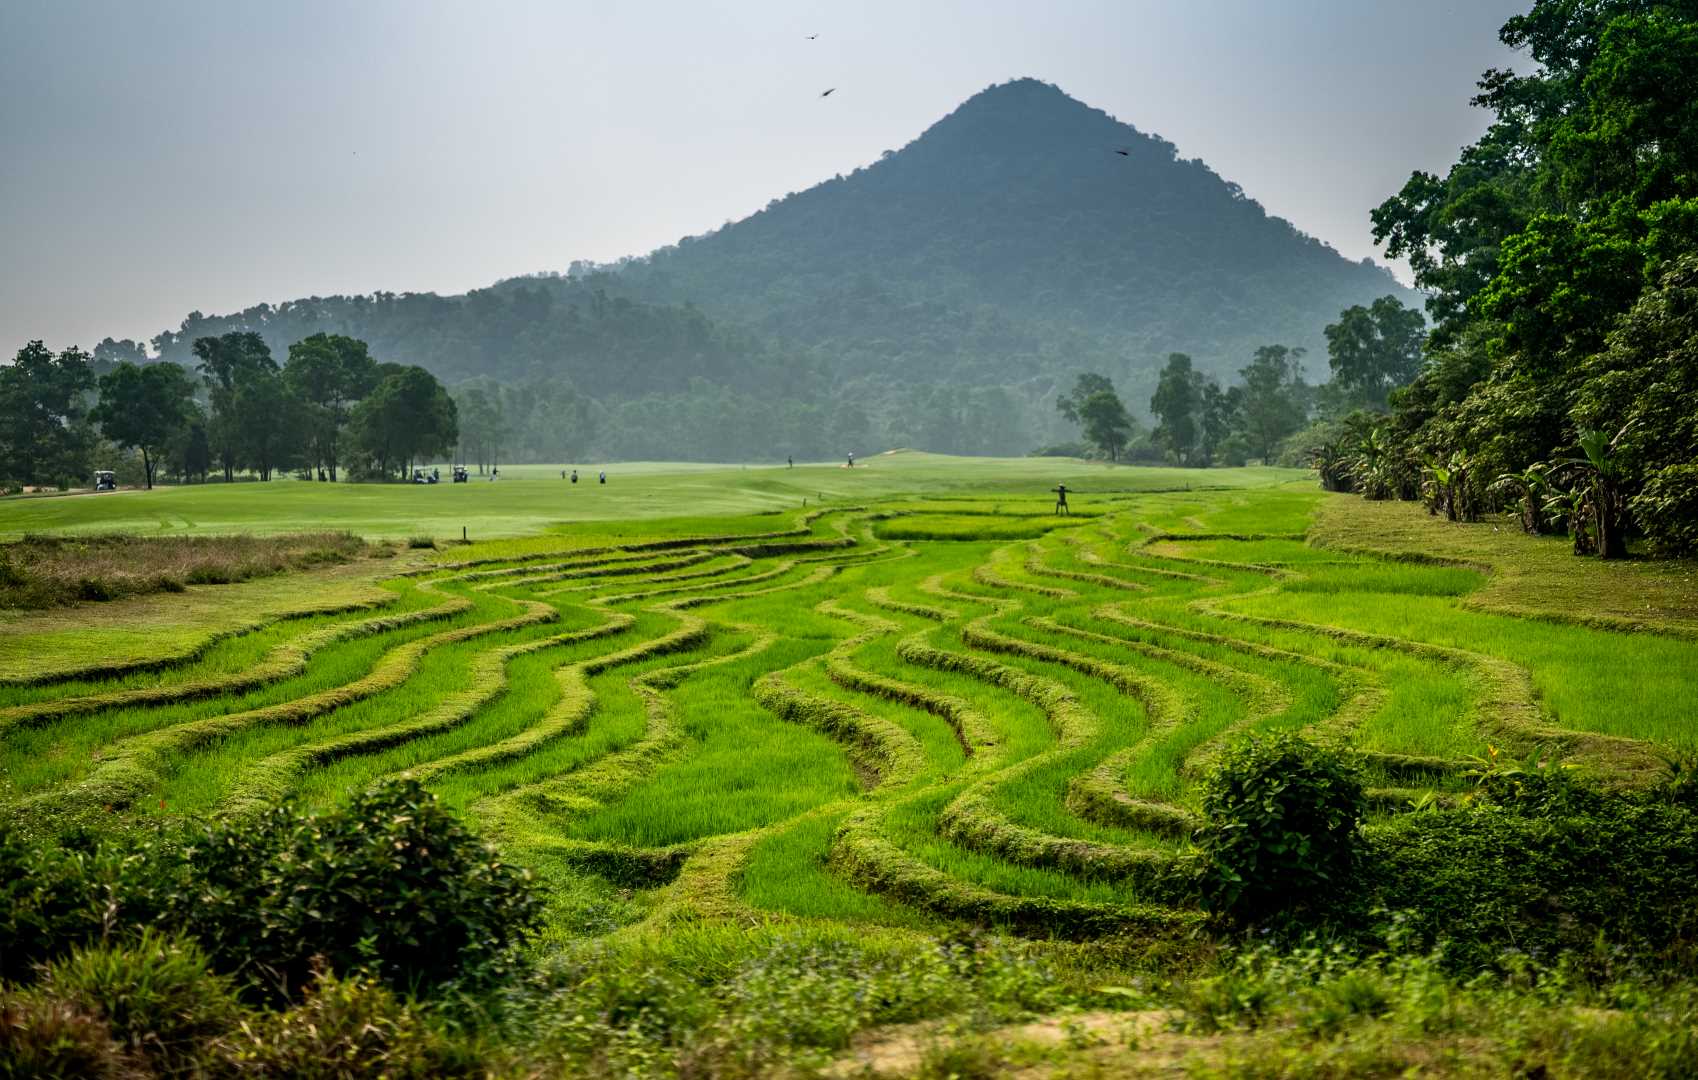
[5,450,1695,953]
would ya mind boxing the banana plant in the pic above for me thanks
[1490,463,1553,535]
[1561,424,1633,559]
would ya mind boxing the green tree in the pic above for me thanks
[351,366,459,480]
[1078,391,1134,462]
[192,332,277,482]
[453,383,504,473]
[1362,1,1698,558]
[1199,380,1244,466]
[1054,373,1115,425]
[0,342,95,487]
[1149,353,1201,464]
[284,333,379,480]
[1323,295,1427,410]
[1236,345,1309,463]
[92,361,196,489]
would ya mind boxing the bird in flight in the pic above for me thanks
[820,87,836,98]
[806,33,819,40]
[1113,148,1130,156]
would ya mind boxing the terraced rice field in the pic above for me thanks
[5,483,1695,940]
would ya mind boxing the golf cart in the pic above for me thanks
[94,470,117,492]
[412,468,439,485]
[452,466,469,483]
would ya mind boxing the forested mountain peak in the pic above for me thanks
[614,77,1412,390]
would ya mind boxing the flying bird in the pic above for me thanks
[1114,148,1130,156]
[806,33,818,39]
[820,87,836,98]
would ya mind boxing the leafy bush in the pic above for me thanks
[211,968,475,1079]
[0,995,136,1080]
[36,929,241,1073]
[0,823,111,984]
[1189,733,1367,920]
[1632,464,1698,556]
[1365,770,1698,973]
[141,779,541,999]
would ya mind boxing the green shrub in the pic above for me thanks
[0,995,136,1080]
[37,929,241,1073]
[1365,771,1698,973]
[406,536,437,550]
[1189,733,1367,921]
[211,968,475,1078]
[0,824,110,984]
[145,779,542,999]
[1632,463,1698,556]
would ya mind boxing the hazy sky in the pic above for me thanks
[1,1,1528,356]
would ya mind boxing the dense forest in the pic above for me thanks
[135,79,1411,461]
[1311,0,1698,558]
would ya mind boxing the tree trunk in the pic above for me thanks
[142,448,153,489]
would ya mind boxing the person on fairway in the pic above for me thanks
[571,469,578,483]
[599,471,606,484]
[1053,484,1070,516]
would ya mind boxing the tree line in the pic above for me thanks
[1052,290,1423,468]
[1306,0,1698,559]
[0,333,457,490]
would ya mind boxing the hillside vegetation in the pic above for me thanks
[138,79,1412,460]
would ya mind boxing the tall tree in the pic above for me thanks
[192,332,277,481]
[92,361,196,489]
[1055,373,1116,425]
[1199,380,1244,467]
[351,366,459,479]
[284,333,379,480]
[1323,296,1427,410]
[1149,353,1202,464]
[1237,345,1309,463]
[453,383,504,473]
[0,342,95,487]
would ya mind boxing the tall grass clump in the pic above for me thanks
[0,532,369,609]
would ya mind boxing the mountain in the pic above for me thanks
[610,79,1413,393]
[150,78,1417,459]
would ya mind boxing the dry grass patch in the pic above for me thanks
[0,532,372,610]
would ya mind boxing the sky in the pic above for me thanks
[0,0,1530,357]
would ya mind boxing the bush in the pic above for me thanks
[146,779,542,999]
[0,995,136,1080]
[0,823,110,984]
[1632,464,1698,556]
[36,929,241,1073]
[406,536,437,550]
[210,968,475,1079]
[1189,733,1366,921]
[1365,771,1698,973]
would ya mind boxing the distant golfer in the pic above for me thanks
[571,469,578,484]
[599,471,606,484]
[1052,484,1071,516]
[788,455,793,468]
[847,451,855,468]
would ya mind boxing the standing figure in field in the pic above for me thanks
[1053,483,1070,516]
[847,451,854,468]
[788,456,793,468]
[599,471,606,484]
[571,469,578,483]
